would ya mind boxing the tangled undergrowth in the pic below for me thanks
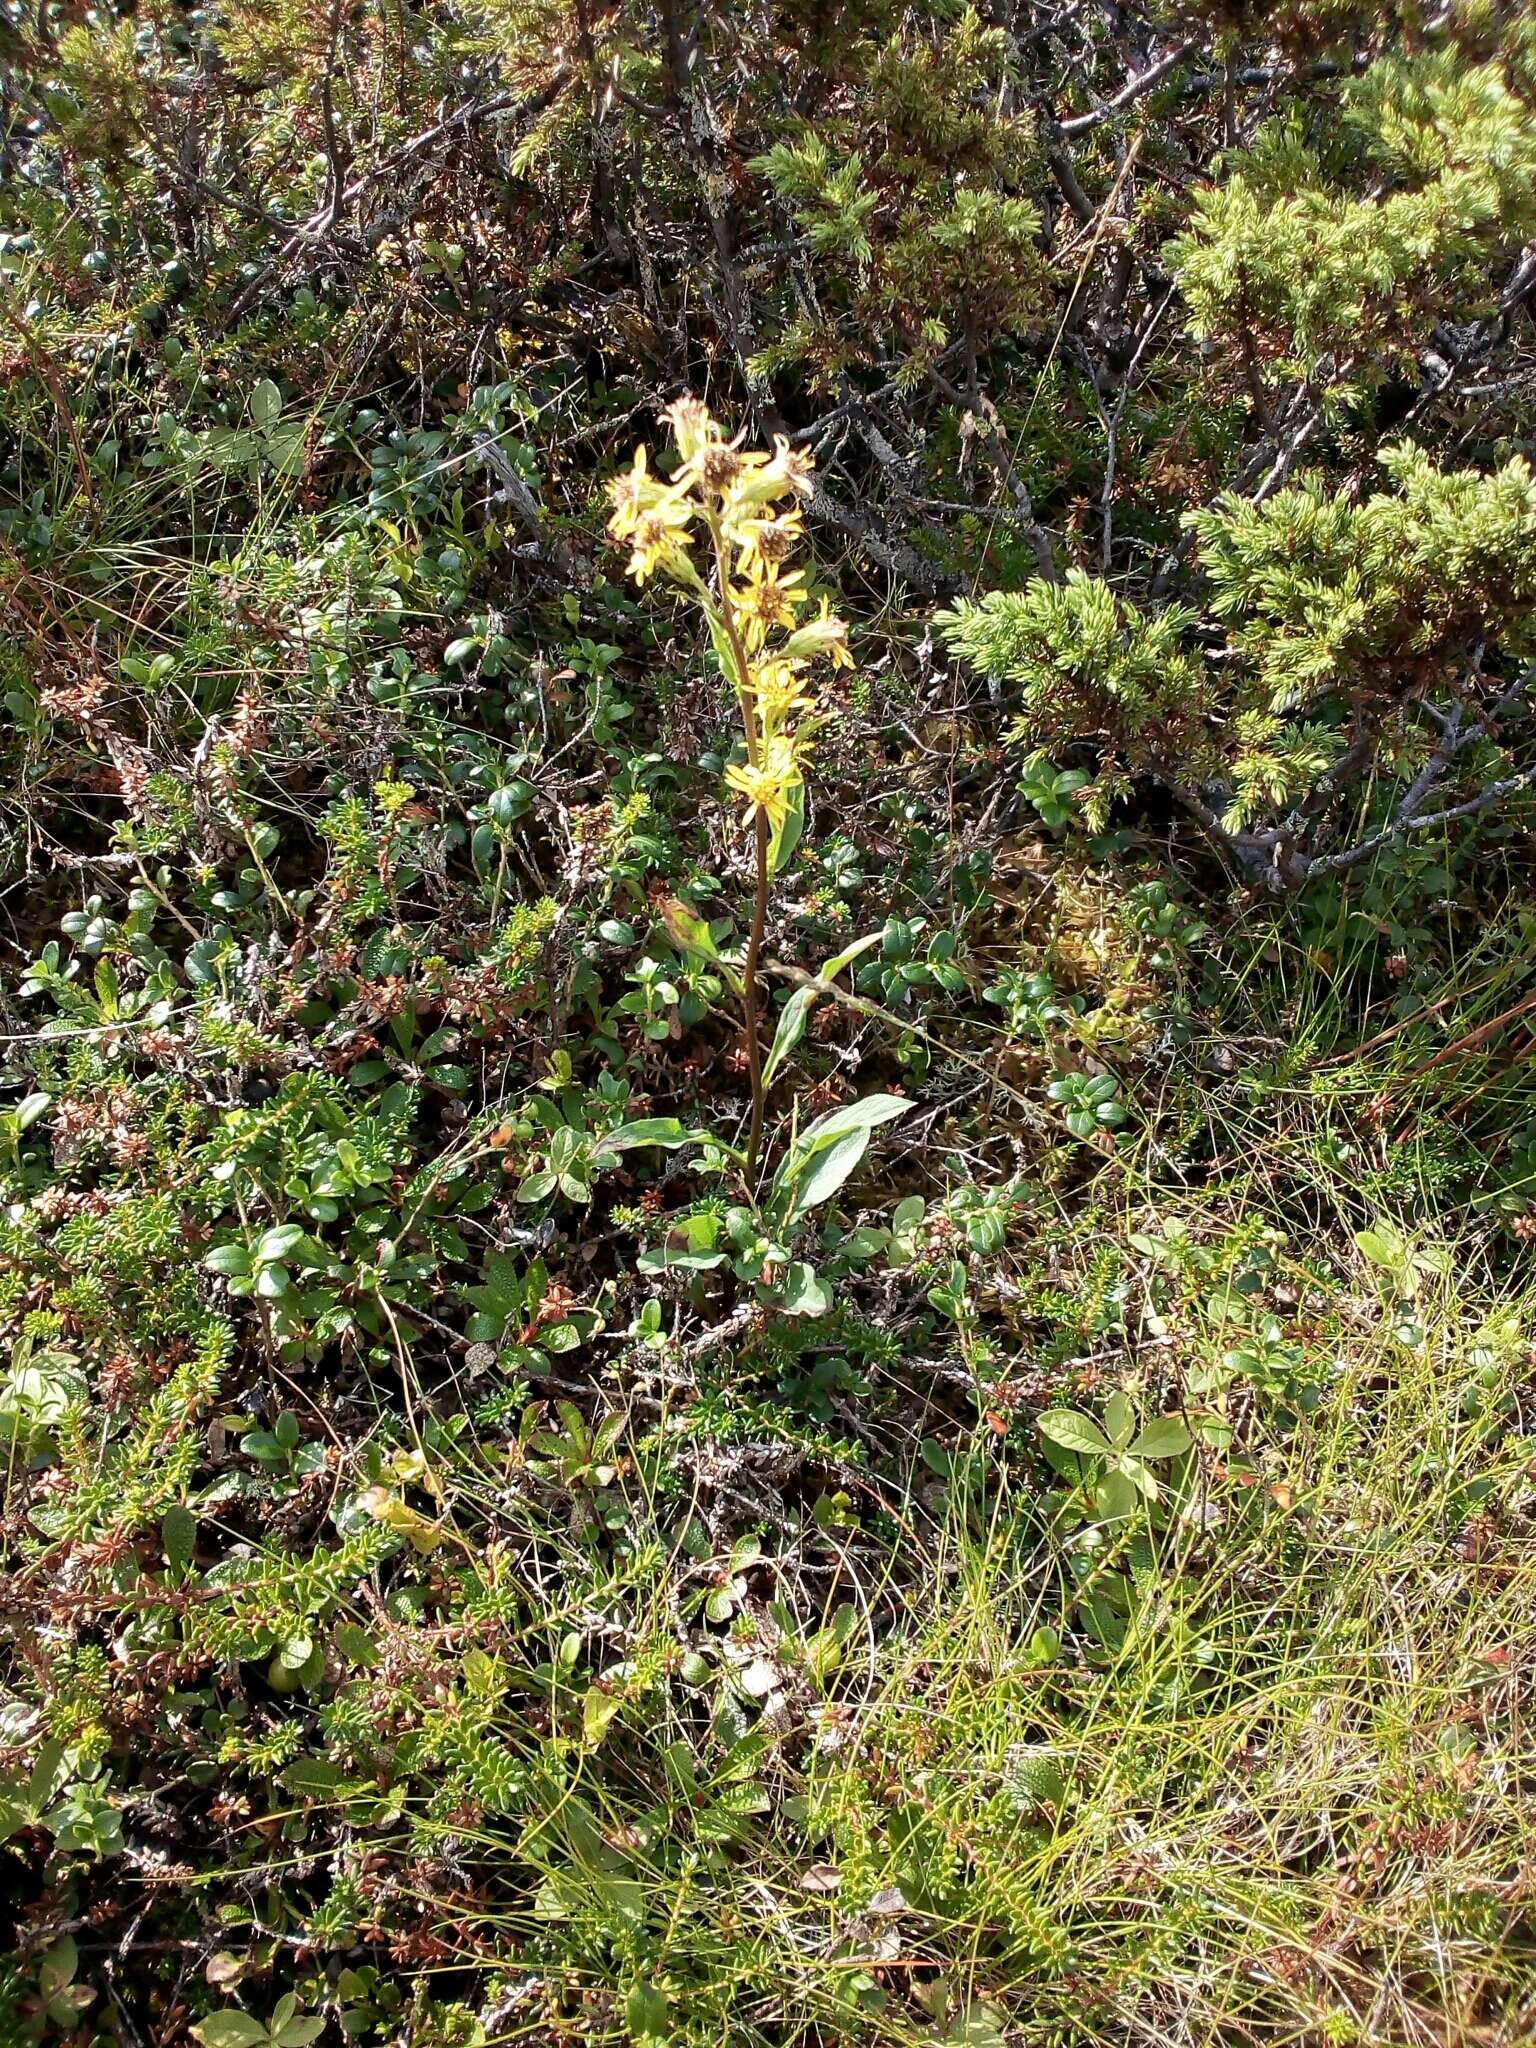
[2,1,1535,2044]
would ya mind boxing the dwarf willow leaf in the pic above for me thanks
[1037,1409,1114,1457]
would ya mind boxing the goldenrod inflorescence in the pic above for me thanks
[606,397,850,855]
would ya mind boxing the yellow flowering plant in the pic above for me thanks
[607,396,851,1174]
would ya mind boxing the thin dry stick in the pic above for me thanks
[1401,987,1536,1078]
[1311,970,1504,1069]
[1,298,95,513]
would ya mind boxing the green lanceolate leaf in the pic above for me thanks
[767,776,805,875]
[770,1091,911,1219]
[780,1126,872,1224]
[762,985,816,1089]
[588,1117,715,1164]
[819,930,883,981]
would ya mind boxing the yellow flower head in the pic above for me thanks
[726,434,818,514]
[766,435,817,499]
[779,596,852,670]
[725,733,802,834]
[607,444,666,542]
[727,505,804,571]
[751,659,815,731]
[626,507,696,587]
[735,564,807,639]
[663,394,716,466]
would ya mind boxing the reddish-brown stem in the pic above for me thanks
[701,508,770,1178]
[742,809,770,1179]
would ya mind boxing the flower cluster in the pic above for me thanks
[607,397,850,850]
